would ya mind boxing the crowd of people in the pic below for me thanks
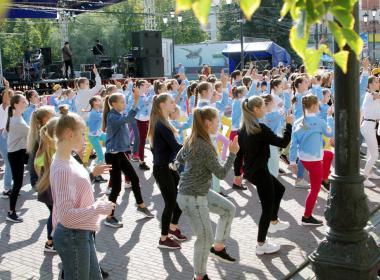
[0,57,378,280]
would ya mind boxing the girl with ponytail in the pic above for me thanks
[237,96,293,255]
[5,94,29,223]
[176,106,239,280]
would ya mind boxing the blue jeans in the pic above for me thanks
[297,159,304,179]
[53,224,102,280]
[128,121,139,154]
[0,133,12,190]
[177,190,236,277]
[88,133,106,164]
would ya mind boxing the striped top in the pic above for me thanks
[50,156,110,231]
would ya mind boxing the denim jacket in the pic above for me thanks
[105,107,138,153]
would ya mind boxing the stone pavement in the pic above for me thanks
[0,151,379,280]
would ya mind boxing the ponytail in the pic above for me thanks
[6,94,24,132]
[240,96,262,135]
[5,106,13,132]
[102,95,111,132]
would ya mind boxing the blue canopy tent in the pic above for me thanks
[222,41,291,72]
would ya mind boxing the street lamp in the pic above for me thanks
[372,9,377,63]
[163,11,183,75]
[363,11,368,23]
[226,0,244,70]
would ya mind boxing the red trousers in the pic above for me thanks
[137,120,149,162]
[301,150,334,217]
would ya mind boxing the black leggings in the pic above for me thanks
[8,149,27,212]
[153,165,182,236]
[247,168,285,243]
[105,152,143,215]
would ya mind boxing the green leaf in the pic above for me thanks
[306,0,318,24]
[289,25,309,59]
[331,6,354,29]
[191,0,212,25]
[333,50,350,73]
[328,21,347,49]
[280,0,294,19]
[334,0,356,10]
[303,47,324,75]
[176,0,193,10]
[341,28,363,58]
[240,0,261,20]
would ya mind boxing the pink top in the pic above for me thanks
[50,156,110,231]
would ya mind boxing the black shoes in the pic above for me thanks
[280,154,290,165]
[321,180,330,192]
[301,216,323,226]
[94,175,108,183]
[232,184,247,190]
[210,247,236,263]
[139,162,150,171]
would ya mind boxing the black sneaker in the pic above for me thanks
[218,191,230,198]
[89,153,97,160]
[139,162,150,171]
[321,180,330,192]
[94,175,108,183]
[44,242,56,253]
[1,190,11,199]
[6,212,23,223]
[280,154,290,165]
[136,207,154,218]
[158,237,181,249]
[301,216,323,226]
[210,247,236,263]
[100,267,109,279]
[194,275,210,280]
[232,184,247,190]
[279,168,286,175]
[104,216,123,228]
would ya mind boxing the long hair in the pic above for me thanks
[187,82,198,100]
[147,93,177,146]
[27,106,55,154]
[6,94,24,132]
[101,95,111,132]
[36,117,58,193]
[183,106,218,155]
[194,81,211,107]
[240,96,263,135]
[291,75,307,104]
[270,78,282,93]
[55,108,86,142]
[301,94,319,127]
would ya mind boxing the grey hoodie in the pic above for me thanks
[176,137,236,196]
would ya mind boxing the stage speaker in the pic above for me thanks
[80,71,92,79]
[99,68,113,79]
[41,47,52,66]
[135,57,164,77]
[100,57,112,68]
[132,31,162,58]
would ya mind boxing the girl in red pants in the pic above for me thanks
[289,94,334,226]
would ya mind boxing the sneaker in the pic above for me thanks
[210,247,236,263]
[364,179,376,188]
[104,216,123,228]
[139,162,150,171]
[6,212,23,223]
[158,237,181,249]
[295,179,310,189]
[301,216,323,226]
[124,181,132,189]
[136,207,154,218]
[169,228,187,241]
[1,190,11,199]
[232,184,247,190]
[268,220,290,233]
[44,242,56,253]
[256,241,280,255]
[131,154,140,162]
[100,267,109,279]
[89,153,97,160]
[105,188,112,195]
[321,180,330,192]
[369,173,380,180]
[194,275,210,280]
[280,154,290,165]
[94,175,107,183]
[218,191,229,198]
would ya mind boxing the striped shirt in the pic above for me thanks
[50,156,109,231]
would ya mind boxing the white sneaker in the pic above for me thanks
[295,179,310,189]
[268,220,290,233]
[124,181,132,189]
[363,179,376,188]
[105,188,112,195]
[256,241,280,255]
[369,173,380,180]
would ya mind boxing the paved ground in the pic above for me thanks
[0,149,379,280]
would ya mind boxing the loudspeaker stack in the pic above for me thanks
[132,31,164,78]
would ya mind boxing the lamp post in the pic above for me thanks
[309,3,380,279]
[226,0,244,70]
[372,9,377,63]
[163,10,182,76]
